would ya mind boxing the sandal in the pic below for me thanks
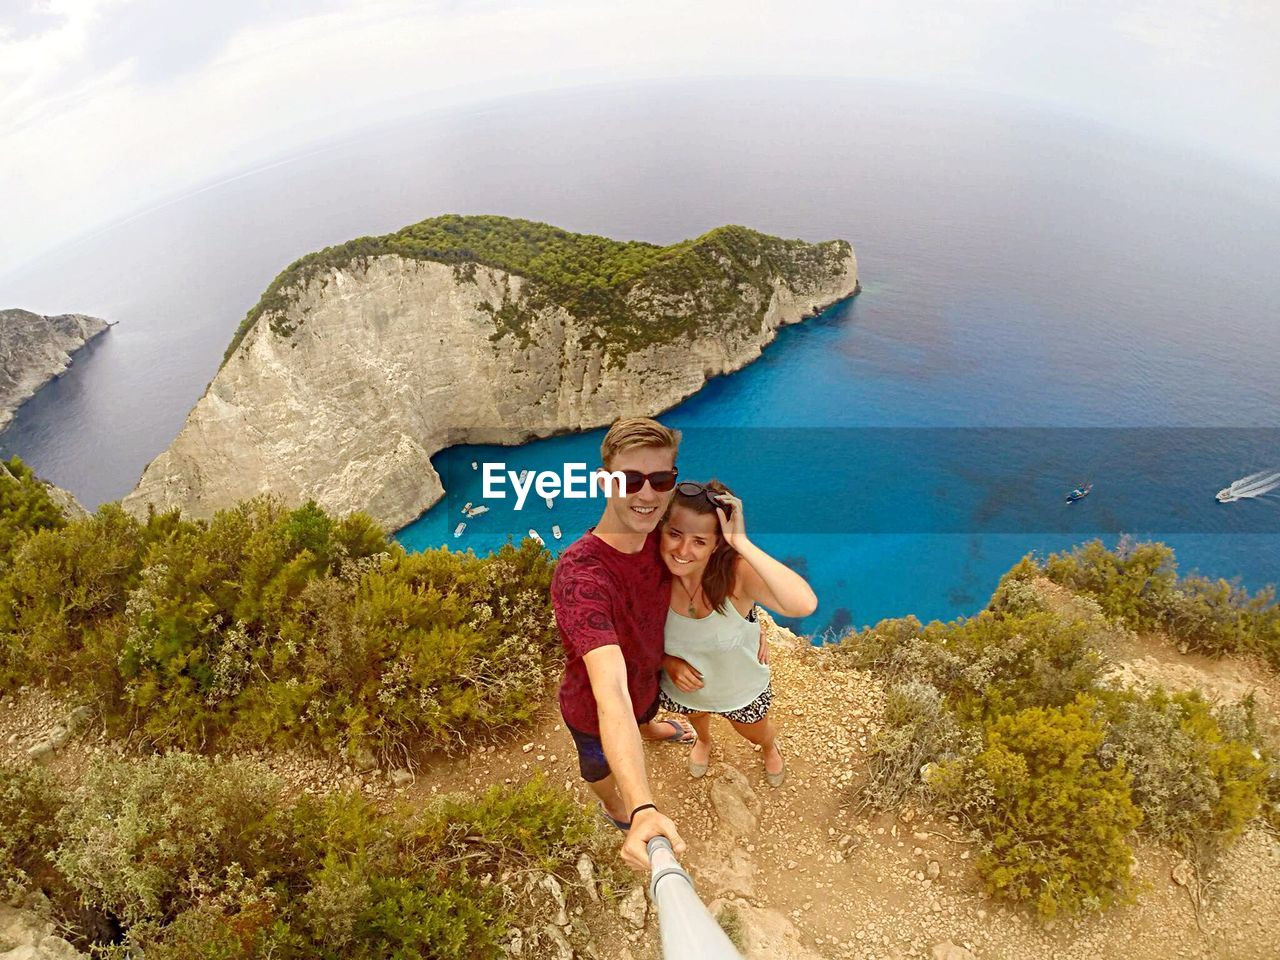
[651,718,697,745]
[598,801,631,832]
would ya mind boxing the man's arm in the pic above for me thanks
[583,645,686,869]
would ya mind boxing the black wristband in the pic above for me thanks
[630,803,657,821]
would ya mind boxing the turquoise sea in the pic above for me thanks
[3,79,1279,632]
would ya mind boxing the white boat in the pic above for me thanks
[461,501,473,515]
[1217,470,1280,503]
[528,529,545,546]
[519,469,530,482]
[471,461,478,470]
[545,496,554,509]
[453,522,466,538]
[467,505,489,517]
[552,525,562,540]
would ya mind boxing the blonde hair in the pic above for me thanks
[600,417,681,469]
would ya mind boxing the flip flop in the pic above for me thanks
[598,801,631,832]
[653,718,697,745]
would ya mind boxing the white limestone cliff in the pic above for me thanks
[125,241,857,530]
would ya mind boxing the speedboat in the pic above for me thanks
[551,525,562,540]
[453,522,466,538]
[461,501,473,515]
[1217,470,1280,503]
[467,505,489,517]
[1066,483,1092,503]
[545,496,554,509]
[528,529,545,546]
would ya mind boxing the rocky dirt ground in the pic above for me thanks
[3,587,1279,960]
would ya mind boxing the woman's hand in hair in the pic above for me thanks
[713,493,748,551]
[662,654,704,693]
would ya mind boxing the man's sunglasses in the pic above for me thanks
[675,481,734,519]
[618,469,678,494]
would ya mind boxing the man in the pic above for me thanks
[553,416,695,870]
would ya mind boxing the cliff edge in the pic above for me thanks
[125,216,858,529]
[0,309,111,432]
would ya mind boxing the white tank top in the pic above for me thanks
[659,601,771,713]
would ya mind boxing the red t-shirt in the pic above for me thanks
[553,528,671,735]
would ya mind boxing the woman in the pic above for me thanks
[657,479,817,786]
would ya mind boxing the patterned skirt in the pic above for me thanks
[658,684,773,724]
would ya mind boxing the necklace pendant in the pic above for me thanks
[688,602,697,617]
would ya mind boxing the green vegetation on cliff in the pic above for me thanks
[0,456,66,557]
[5,479,1277,932]
[222,214,853,363]
[839,546,1280,918]
[0,465,559,760]
[3,755,605,959]
[1029,537,1280,667]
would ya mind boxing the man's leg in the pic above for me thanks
[568,723,632,824]
[587,773,629,823]
[639,716,696,742]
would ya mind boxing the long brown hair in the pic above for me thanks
[665,479,738,614]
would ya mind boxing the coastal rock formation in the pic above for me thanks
[125,216,858,529]
[0,309,111,432]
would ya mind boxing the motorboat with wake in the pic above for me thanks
[1066,483,1092,504]
[1217,470,1280,503]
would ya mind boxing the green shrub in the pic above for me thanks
[1018,539,1280,666]
[0,456,67,559]
[0,494,555,758]
[43,753,597,960]
[1041,539,1177,631]
[0,761,66,897]
[1101,689,1269,865]
[0,503,155,687]
[943,699,1142,918]
[861,679,963,810]
[839,605,1105,726]
[54,753,292,926]
[843,552,1279,919]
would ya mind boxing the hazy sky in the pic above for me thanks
[2,0,1277,275]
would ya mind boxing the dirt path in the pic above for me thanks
[4,607,1278,960]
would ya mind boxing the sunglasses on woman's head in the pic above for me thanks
[618,469,679,494]
[675,481,734,518]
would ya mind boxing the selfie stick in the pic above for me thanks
[646,837,744,959]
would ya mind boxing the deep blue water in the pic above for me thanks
[4,79,1279,632]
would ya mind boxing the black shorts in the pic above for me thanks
[565,694,661,783]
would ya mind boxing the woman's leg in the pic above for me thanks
[687,712,713,767]
[727,714,783,776]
